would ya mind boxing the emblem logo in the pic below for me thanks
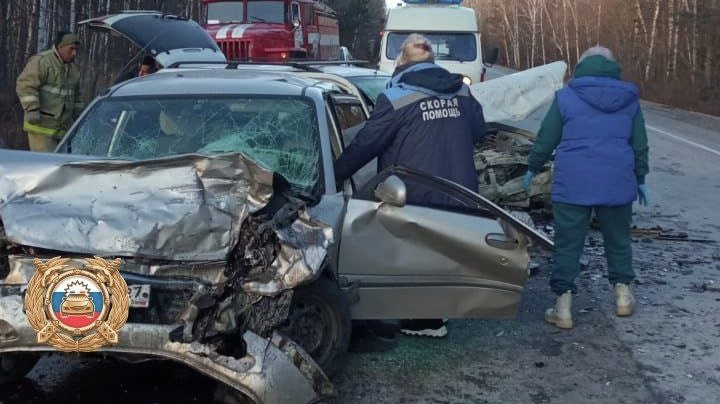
[24,256,129,352]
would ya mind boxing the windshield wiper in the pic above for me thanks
[249,16,268,23]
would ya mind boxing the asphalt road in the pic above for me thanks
[332,101,720,404]
[2,66,719,404]
[331,67,720,404]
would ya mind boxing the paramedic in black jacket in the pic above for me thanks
[334,34,487,207]
[334,34,488,338]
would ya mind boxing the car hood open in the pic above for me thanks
[471,61,567,125]
[79,12,227,67]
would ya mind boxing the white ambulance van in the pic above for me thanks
[378,0,498,84]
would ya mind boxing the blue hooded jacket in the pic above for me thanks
[553,76,641,206]
[333,63,487,205]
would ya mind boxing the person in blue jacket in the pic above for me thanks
[334,33,488,337]
[523,46,650,329]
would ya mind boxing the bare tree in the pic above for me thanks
[644,0,661,80]
[70,0,76,31]
[25,0,38,59]
[474,0,718,115]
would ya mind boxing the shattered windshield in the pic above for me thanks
[64,96,321,193]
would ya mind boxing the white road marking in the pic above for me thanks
[647,125,720,157]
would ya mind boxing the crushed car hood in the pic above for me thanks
[471,61,567,123]
[79,12,227,67]
[0,149,331,266]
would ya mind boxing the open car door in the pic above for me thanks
[78,11,226,68]
[338,166,553,320]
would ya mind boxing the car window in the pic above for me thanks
[386,32,477,62]
[325,105,343,159]
[64,96,321,193]
[291,3,301,23]
[328,95,376,189]
[347,76,390,105]
[331,96,366,146]
[302,4,314,25]
[207,2,244,24]
[248,1,286,24]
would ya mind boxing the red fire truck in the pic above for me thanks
[202,0,340,61]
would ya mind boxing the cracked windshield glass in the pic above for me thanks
[66,96,320,192]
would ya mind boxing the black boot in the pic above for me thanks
[348,320,400,353]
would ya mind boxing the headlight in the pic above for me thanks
[462,76,472,85]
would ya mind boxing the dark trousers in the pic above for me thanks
[551,202,635,296]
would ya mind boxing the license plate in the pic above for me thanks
[128,284,151,308]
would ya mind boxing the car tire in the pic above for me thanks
[0,353,40,384]
[280,276,351,377]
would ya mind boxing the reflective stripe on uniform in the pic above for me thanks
[40,84,73,96]
[19,95,39,103]
[23,121,65,138]
[390,92,431,110]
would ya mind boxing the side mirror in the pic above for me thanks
[484,46,500,66]
[339,46,349,61]
[374,175,406,207]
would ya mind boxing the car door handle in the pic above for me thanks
[485,233,519,250]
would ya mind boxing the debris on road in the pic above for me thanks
[592,223,717,244]
[689,282,720,293]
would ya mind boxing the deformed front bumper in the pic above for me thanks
[0,295,334,404]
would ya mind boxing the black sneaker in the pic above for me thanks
[399,319,448,338]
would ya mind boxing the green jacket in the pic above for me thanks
[16,47,84,138]
[528,56,649,184]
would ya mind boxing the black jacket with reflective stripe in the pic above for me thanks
[334,63,487,205]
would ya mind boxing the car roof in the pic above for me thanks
[311,65,390,78]
[107,69,327,97]
[167,61,390,77]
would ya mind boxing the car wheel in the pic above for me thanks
[279,276,351,377]
[0,353,40,384]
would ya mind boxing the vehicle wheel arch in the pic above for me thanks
[280,264,351,377]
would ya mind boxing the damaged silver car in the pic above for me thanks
[0,67,552,402]
[0,14,555,403]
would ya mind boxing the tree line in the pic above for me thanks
[467,0,720,116]
[1,0,716,149]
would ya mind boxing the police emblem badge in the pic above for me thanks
[24,256,129,352]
